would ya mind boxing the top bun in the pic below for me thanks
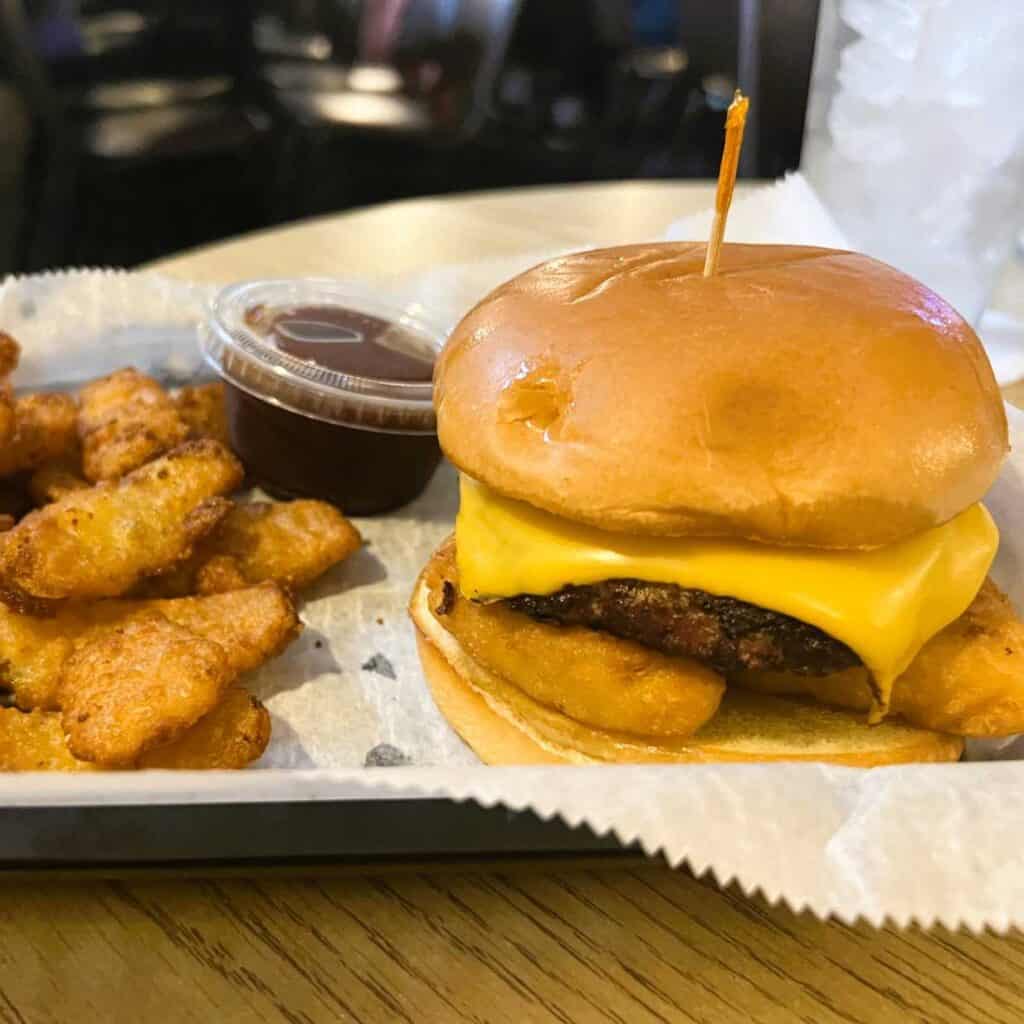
[435,243,1007,548]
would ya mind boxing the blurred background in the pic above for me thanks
[0,0,822,272]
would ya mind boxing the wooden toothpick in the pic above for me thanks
[703,90,749,278]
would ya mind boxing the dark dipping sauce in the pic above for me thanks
[261,305,436,381]
[205,288,444,516]
[225,385,442,514]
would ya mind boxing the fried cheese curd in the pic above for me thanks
[0,689,271,771]
[172,382,230,446]
[0,439,242,610]
[425,540,724,739]
[0,582,300,711]
[78,368,189,482]
[27,458,88,504]
[0,331,20,379]
[0,331,21,449]
[738,578,1024,737]
[60,610,236,765]
[0,393,79,478]
[139,688,271,770]
[137,499,362,598]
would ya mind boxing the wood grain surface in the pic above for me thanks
[0,182,1005,1024]
[1,866,1020,1024]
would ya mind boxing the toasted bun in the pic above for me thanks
[410,556,964,767]
[436,243,1007,548]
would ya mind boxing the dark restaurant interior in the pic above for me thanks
[0,0,819,272]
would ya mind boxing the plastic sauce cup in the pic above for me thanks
[200,278,446,515]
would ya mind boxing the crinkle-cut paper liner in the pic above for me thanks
[2,267,1024,932]
[362,761,1024,933]
[1,760,1017,931]
[0,267,217,388]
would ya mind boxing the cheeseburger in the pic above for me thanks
[410,242,1023,766]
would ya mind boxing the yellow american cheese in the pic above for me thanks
[455,476,998,712]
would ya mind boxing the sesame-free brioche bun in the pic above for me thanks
[409,548,963,766]
[435,243,1007,548]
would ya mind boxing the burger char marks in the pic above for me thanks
[507,580,860,676]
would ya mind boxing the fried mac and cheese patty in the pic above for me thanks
[427,541,724,739]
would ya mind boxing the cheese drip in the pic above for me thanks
[455,476,998,718]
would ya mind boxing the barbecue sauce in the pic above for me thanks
[224,303,441,515]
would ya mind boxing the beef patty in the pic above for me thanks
[507,579,859,676]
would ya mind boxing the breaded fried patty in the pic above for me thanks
[427,541,725,738]
[508,579,860,676]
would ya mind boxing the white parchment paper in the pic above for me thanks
[3,267,1024,931]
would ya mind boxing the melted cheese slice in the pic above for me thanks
[455,476,998,714]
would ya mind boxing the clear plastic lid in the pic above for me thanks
[199,278,446,434]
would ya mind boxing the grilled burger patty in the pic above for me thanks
[507,579,860,676]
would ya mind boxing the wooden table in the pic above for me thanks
[5,182,1020,1024]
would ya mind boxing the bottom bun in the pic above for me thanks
[410,564,964,767]
[416,631,568,765]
